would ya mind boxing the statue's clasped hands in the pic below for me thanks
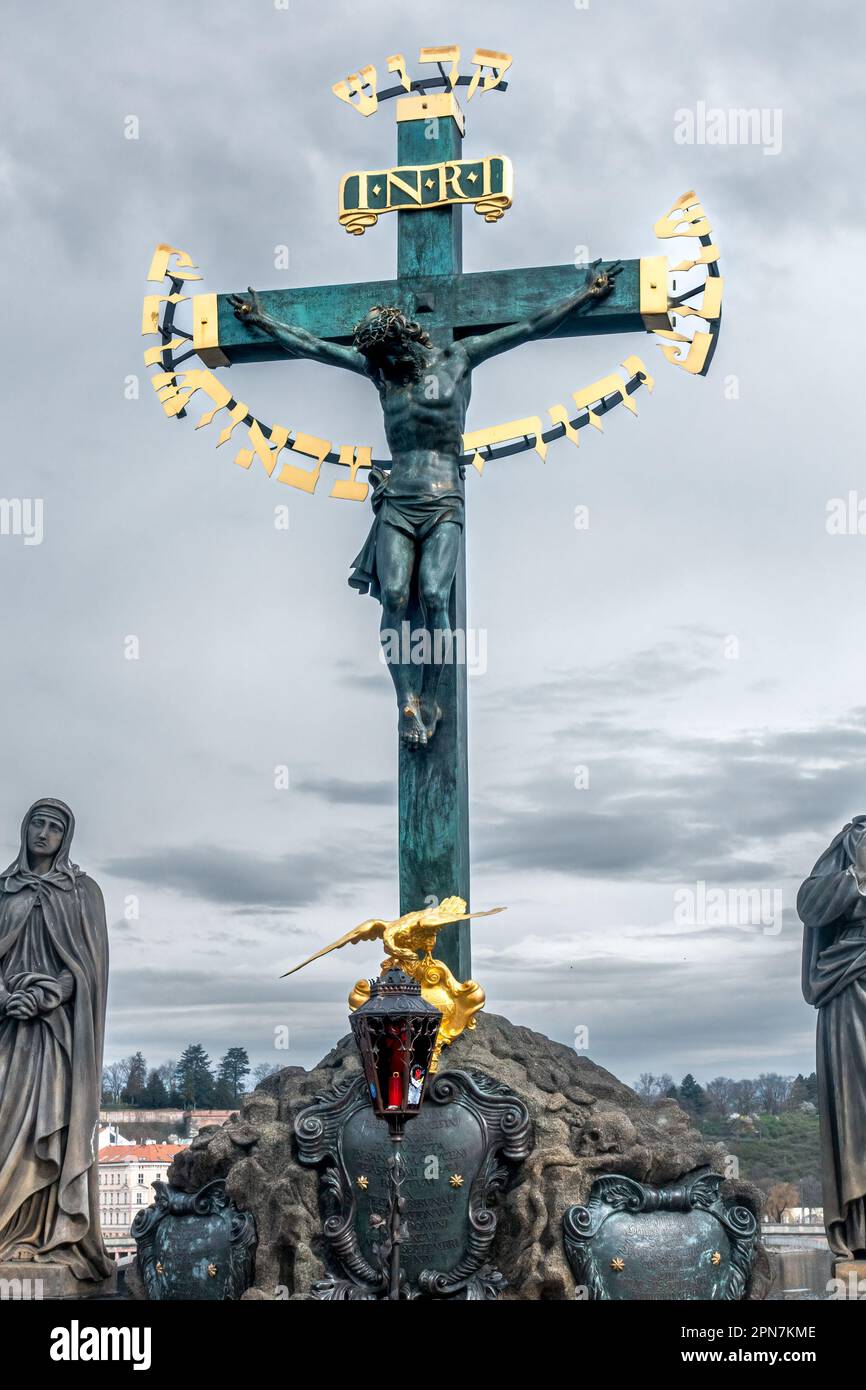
[1,972,65,1019]
[4,989,40,1019]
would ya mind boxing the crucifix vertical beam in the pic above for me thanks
[395,92,471,980]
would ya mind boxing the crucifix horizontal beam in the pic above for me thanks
[191,258,669,366]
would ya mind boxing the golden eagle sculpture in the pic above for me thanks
[282,895,504,1070]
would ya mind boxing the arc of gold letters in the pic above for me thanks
[143,247,655,498]
[462,356,653,476]
[650,191,724,376]
[332,46,513,117]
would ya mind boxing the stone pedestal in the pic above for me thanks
[834,1258,866,1297]
[161,1013,772,1300]
[0,1261,116,1301]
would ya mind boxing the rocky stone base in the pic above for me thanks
[0,1260,117,1301]
[158,1013,770,1301]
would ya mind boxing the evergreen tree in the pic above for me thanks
[177,1044,216,1109]
[679,1073,708,1115]
[123,1051,148,1105]
[216,1047,251,1106]
[142,1068,168,1107]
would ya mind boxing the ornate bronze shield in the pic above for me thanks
[132,1178,256,1301]
[295,1068,532,1299]
[563,1170,757,1300]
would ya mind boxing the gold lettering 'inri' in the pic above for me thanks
[339,156,513,235]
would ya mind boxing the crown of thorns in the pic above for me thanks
[353,305,432,353]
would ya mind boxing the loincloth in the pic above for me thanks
[348,481,464,601]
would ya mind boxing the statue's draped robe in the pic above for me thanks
[798,815,866,1258]
[0,800,112,1279]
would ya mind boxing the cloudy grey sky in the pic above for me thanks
[2,0,864,1087]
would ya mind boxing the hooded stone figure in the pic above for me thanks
[798,814,866,1260]
[0,798,112,1280]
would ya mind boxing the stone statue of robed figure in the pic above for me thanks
[0,799,112,1282]
[798,814,866,1260]
[231,260,620,749]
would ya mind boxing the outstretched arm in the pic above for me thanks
[230,288,368,377]
[461,261,622,368]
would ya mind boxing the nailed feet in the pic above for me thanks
[400,697,442,750]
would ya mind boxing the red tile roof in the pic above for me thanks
[100,1145,183,1163]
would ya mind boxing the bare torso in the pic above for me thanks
[375,342,472,494]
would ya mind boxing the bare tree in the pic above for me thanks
[158,1059,179,1097]
[705,1077,736,1115]
[754,1073,793,1116]
[765,1181,799,1221]
[252,1062,281,1087]
[634,1073,657,1100]
[729,1078,759,1115]
[102,1057,132,1105]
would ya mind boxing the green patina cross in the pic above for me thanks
[189,82,671,979]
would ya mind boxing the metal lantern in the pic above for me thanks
[349,967,442,1299]
[349,967,442,1129]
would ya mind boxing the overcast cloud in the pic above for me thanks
[1,0,864,1086]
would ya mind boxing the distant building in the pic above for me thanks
[98,1144,184,1258]
[97,1122,133,1149]
[99,1107,238,1132]
[780,1205,824,1226]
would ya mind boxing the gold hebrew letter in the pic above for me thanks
[143,338,186,366]
[141,294,187,335]
[572,370,639,429]
[332,65,379,117]
[330,445,373,502]
[621,355,654,392]
[654,191,712,240]
[463,416,548,474]
[276,431,332,493]
[670,244,720,272]
[387,53,411,91]
[146,244,202,284]
[654,331,714,375]
[234,422,291,477]
[547,403,581,449]
[670,277,723,321]
[466,49,512,100]
[419,45,461,87]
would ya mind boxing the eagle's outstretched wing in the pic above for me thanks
[281,918,388,978]
[421,904,506,929]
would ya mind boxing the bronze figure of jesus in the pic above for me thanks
[231,261,619,748]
